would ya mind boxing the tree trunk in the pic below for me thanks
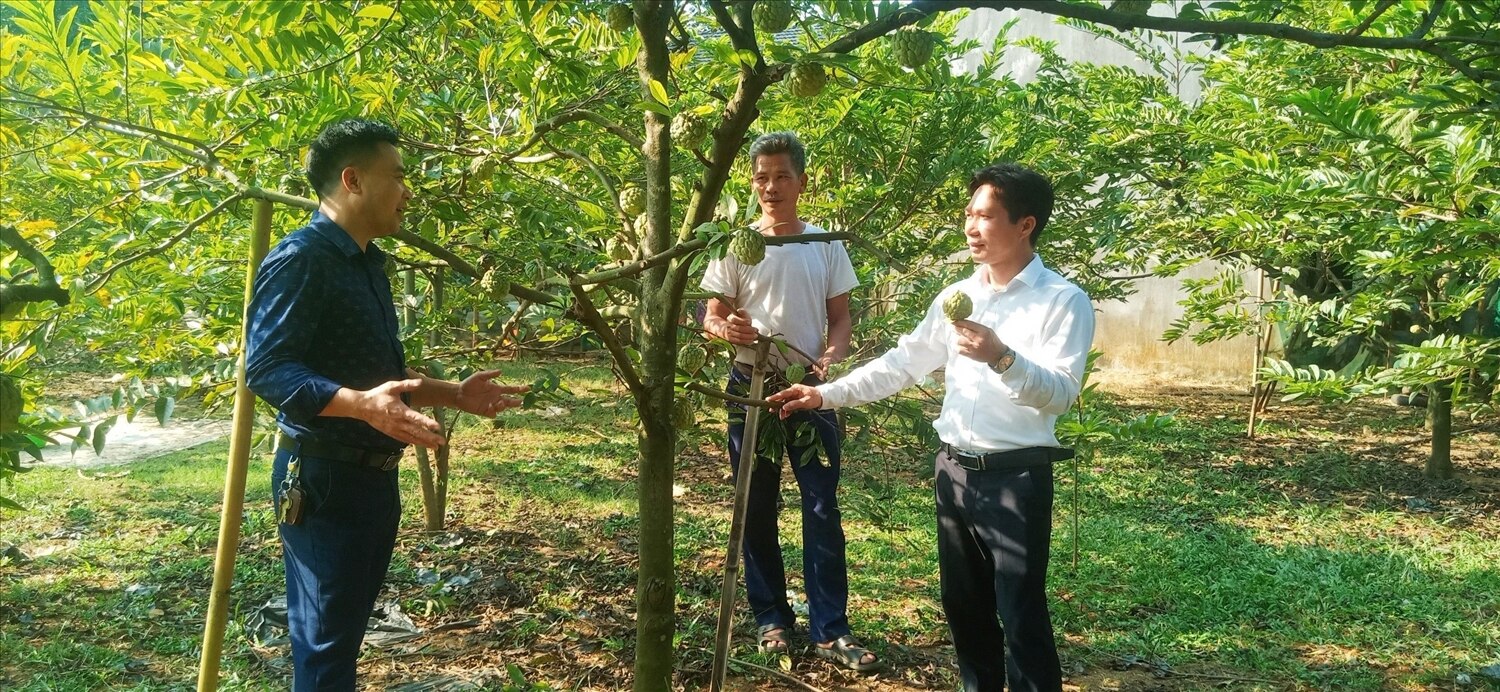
[632,2,678,689]
[405,269,449,531]
[1426,381,1454,479]
[430,266,445,349]
[415,414,450,532]
[402,269,417,332]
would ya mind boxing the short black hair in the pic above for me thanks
[748,131,807,176]
[968,163,1053,248]
[306,119,402,198]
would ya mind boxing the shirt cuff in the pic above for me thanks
[279,377,345,424]
[997,349,1032,396]
[816,382,849,410]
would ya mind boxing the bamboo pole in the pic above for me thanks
[711,339,773,692]
[1248,268,1266,439]
[196,198,273,691]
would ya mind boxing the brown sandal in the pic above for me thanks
[757,624,791,654]
[815,635,883,672]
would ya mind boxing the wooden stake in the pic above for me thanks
[711,339,773,692]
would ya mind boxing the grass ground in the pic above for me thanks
[2,356,1497,691]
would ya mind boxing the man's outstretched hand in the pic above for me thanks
[355,378,446,449]
[453,369,529,417]
[766,383,823,419]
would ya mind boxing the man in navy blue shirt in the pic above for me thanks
[246,119,527,690]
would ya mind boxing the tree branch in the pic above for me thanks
[235,186,564,308]
[1347,0,1398,38]
[685,381,777,410]
[568,283,643,394]
[0,90,215,162]
[392,228,559,307]
[707,0,763,69]
[818,2,944,55]
[576,238,709,288]
[540,138,630,241]
[0,224,69,312]
[581,225,868,294]
[1408,0,1446,40]
[0,225,59,287]
[84,193,245,294]
[497,107,643,163]
[0,121,87,161]
[574,109,644,151]
[952,0,1493,84]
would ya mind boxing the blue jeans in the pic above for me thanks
[271,447,401,691]
[726,368,850,644]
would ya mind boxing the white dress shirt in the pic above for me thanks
[818,254,1095,452]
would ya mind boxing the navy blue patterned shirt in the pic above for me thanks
[245,211,407,453]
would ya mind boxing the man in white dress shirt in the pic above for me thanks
[770,162,1094,691]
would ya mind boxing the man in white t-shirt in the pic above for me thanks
[771,163,1093,692]
[700,132,878,671]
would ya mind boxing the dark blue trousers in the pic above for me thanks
[935,449,1062,692]
[271,448,401,691]
[726,369,850,644]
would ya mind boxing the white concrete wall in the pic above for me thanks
[954,6,1205,101]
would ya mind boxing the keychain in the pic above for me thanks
[277,458,305,526]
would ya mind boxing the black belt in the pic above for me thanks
[941,443,1074,472]
[279,433,403,471]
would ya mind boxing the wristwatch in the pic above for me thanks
[988,346,1015,375]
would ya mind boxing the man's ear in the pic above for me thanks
[1019,215,1036,242]
[340,166,361,194]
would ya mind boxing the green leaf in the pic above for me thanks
[355,4,397,20]
[92,416,116,456]
[648,79,670,106]
[154,396,176,426]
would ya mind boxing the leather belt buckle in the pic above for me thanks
[943,443,988,471]
[373,450,402,471]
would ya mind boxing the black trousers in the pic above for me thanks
[934,449,1062,692]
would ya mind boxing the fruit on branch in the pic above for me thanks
[890,26,936,69]
[678,344,708,374]
[606,4,633,32]
[671,111,710,150]
[753,1,794,34]
[786,63,827,98]
[620,185,645,216]
[728,228,766,265]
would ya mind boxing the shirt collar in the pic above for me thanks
[309,210,384,263]
[1012,253,1044,287]
[976,253,1043,293]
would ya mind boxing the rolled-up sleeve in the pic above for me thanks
[244,243,342,423]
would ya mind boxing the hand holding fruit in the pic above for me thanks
[952,319,1006,364]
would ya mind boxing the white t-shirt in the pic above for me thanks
[700,222,860,368]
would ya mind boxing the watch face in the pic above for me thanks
[991,352,1014,373]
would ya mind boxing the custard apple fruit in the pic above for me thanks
[943,290,973,322]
